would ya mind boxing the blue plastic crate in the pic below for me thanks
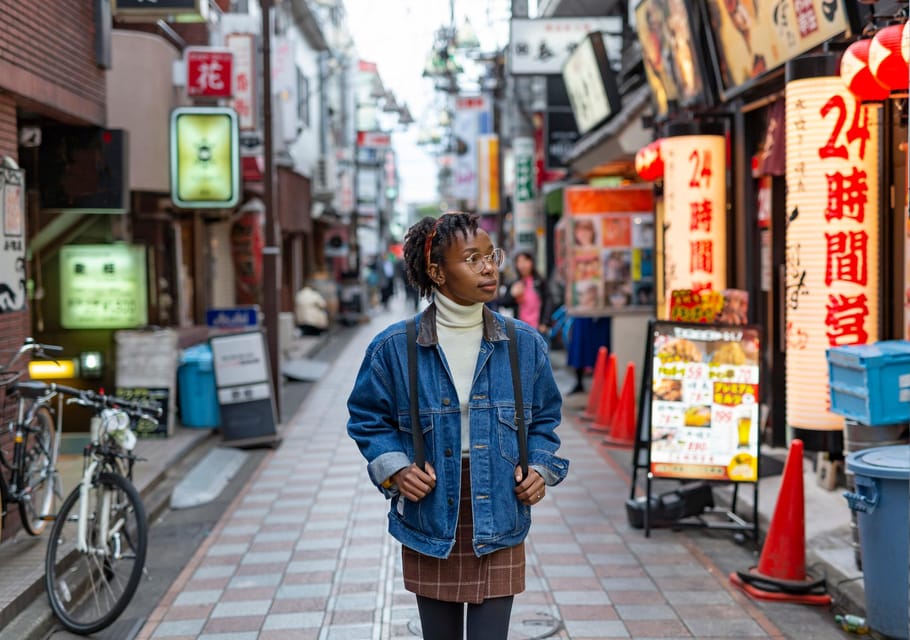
[827,341,910,426]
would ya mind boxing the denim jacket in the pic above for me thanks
[347,303,569,559]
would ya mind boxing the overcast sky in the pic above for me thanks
[343,0,517,207]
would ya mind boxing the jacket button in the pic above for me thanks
[442,398,451,406]
[448,497,454,506]
[444,448,453,457]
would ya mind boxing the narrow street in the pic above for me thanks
[88,300,855,640]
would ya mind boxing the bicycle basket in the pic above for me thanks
[100,408,137,452]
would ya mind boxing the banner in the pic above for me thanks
[0,168,26,312]
[452,96,491,202]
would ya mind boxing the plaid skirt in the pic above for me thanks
[402,459,525,604]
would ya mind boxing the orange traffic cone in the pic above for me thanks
[589,354,618,433]
[602,362,636,448]
[729,439,832,606]
[580,347,608,421]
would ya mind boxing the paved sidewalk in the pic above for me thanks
[136,307,855,640]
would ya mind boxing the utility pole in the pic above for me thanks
[261,0,281,416]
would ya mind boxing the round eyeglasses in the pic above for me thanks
[463,248,505,273]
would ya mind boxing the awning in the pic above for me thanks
[563,83,653,177]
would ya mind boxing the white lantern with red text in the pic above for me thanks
[785,54,880,435]
[840,39,890,102]
[868,24,909,92]
[661,122,727,300]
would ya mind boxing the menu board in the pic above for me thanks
[564,186,655,315]
[649,321,761,482]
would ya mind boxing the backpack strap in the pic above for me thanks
[505,317,529,480]
[406,318,425,470]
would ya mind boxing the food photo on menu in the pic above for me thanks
[649,325,762,482]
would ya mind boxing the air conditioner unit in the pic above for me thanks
[313,154,337,200]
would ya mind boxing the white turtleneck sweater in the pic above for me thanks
[434,292,484,455]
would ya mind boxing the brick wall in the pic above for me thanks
[0,1,106,124]
[0,92,29,540]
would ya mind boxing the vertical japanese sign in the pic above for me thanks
[452,95,491,202]
[785,74,880,431]
[513,137,536,250]
[662,133,727,302]
[477,134,500,214]
[225,33,256,130]
[649,322,762,482]
[0,168,26,312]
[170,107,240,208]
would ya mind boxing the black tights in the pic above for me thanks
[416,595,514,640]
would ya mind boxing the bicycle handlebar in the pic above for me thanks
[0,338,65,374]
[63,387,163,419]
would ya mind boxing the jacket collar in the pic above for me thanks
[416,301,508,346]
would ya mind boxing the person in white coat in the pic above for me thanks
[295,284,329,335]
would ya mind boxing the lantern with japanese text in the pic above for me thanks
[635,140,664,181]
[785,54,880,438]
[661,122,727,304]
[840,39,890,102]
[868,24,909,92]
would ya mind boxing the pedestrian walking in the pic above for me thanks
[497,251,554,335]
[347,212,569,640]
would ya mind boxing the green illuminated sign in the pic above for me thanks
[60,244,148,329]
[170,107,239,208]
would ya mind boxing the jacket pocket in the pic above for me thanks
[398,412,435,464]
[497,405,531,466]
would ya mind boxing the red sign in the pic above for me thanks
[186,48,233,98]
[357,131,391,148]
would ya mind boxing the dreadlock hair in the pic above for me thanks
[402,212,479,299]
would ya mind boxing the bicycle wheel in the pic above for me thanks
[18,404,56,536]
[45,472,148,635]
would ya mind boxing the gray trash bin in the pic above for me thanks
[844,445,910,640]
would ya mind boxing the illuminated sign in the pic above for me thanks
[562,32,622,134]
[785,62,880,432]
[662,130,727,302]
[170,107,240,209]
[60,244,148,329]
[111,0,207,21]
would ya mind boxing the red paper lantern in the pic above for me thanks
[635,140,664,181]
[903,22,909,64]
[868,24,909,92]
[841,39,891,101]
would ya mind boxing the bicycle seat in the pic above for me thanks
[10,380,50,398]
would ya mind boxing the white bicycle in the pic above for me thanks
[44,389,160,635]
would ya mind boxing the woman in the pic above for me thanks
[498,251,552,334]
[347,212,569,640]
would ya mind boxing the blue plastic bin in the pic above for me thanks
[827,341,910,425]
[844,445,910,640]
[177,344,221,428]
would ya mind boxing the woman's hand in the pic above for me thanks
[510,281,525,300]
[514,466,546,506]
[393,462,437,502]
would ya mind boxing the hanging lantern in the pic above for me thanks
[868,24,909,92]
[634,140,664,181]
[840,39,890,101]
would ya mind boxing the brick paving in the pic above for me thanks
[136,306,849,640]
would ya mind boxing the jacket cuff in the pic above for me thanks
[368,451,412,494]
[529,454,570,486]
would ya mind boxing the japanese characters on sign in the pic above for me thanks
[704,0,850,99]
[649,322,762,482]
[452,95,491,203]
[60,245,148,329]
[562,32,622,134]
[785,73,880,431]
[185,48,233,98]
[662,132,727,303]
[509,17,622,75]
[0,168,26,312]
[225,33,256,131]
[563,186,655,315]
